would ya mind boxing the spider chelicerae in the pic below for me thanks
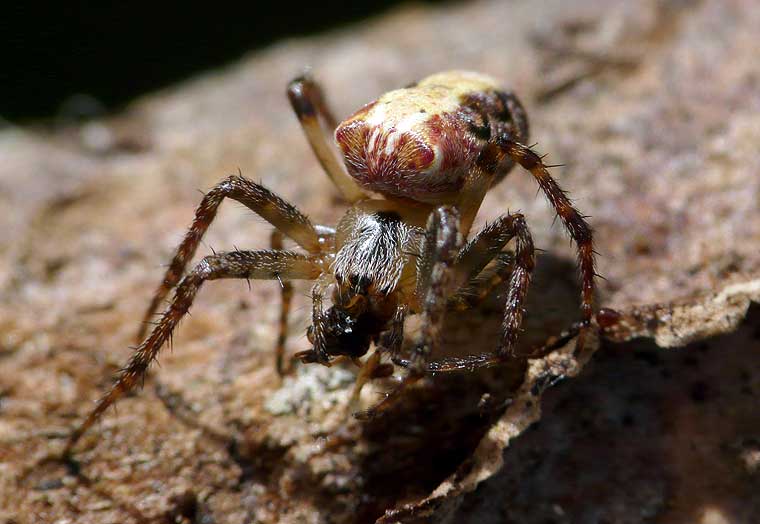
[65,70,596,454]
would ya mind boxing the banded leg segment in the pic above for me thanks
[455,214,523,283]
[66,250,320,453]
[448,213,535,354]
[415,206,464,371]
[490,214,535,354]
[494,137,596,337]
[287,74,367,203]
[401,321,584,374]
[294,283,330,365]
[136,175,321,342]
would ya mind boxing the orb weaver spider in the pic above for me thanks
[65,70,595,454]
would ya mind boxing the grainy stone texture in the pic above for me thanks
[1,0,759,523]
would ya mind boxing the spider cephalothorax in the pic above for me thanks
[66,70,596,453]
[301,206,421,363]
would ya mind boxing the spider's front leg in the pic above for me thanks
[66,250,320,454]
[136,175,322,342]
[388,214,536,377]
[272,225,336,376]
[292,282,333,366]
[354,206,463,419]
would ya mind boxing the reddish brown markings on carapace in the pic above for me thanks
[334,71,528,203]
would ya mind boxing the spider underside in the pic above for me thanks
[66,71,596,454]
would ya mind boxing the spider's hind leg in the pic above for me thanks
[287,74,367,203]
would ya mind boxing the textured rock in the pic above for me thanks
[1,0,758,522]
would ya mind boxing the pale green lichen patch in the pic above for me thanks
[264,364,356,416]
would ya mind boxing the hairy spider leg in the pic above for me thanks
[416,206,464,368]
[136,175,323,342]
[66,250,321,454]
[445,211,525,313]
[270,230,294,376]
[293,282,331,365]
[493,137,596,349]
[447,252,514,312]
[443,129,594,349]
[451,211,535,355]
[422,211,536,356]
[287,74,367,203]
[355,210,536,419]
[454,214,523,281]
[492,214,536,354]
[402,321,585,375]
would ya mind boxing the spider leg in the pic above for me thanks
[378,304,408,361]
[355,206,462,419]
[66,250,320,454]
[396,321,584,374]
[454,213,526,283]
[415,206,463,368]
[354,211,533,420]
[493,137,596,347]
[440,212,536,354]
[447,211,535,355]
[293,282,330,365]
[447,252,514,312]
[136,175,322,342]
[287,74,367,203]
[487,214,535,354]
[270,230,294,376]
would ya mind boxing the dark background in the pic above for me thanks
[2,1,445,124]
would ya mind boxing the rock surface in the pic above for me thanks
[1,0,759,523]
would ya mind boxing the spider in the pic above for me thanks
[65,71,595,454]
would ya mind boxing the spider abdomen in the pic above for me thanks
[335,71,529,203]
